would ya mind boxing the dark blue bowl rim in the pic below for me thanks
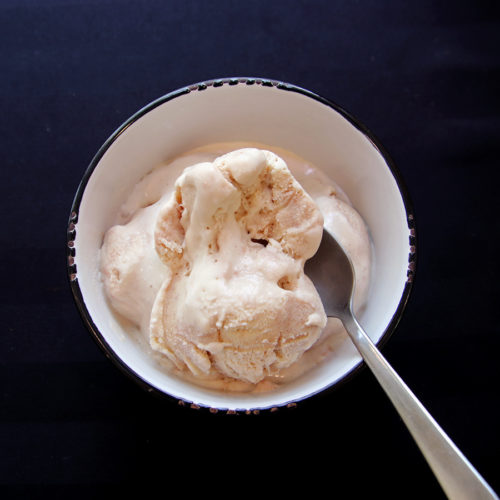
[66,76,416,413]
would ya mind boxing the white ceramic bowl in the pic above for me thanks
[67,77,415,412]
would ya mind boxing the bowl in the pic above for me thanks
[67,77,415,412]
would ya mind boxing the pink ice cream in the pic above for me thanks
[100,145,371,390]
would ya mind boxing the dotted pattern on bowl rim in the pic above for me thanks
[67,211,77,282]
[407,214,417,283]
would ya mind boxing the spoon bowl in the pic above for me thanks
[306,229,356,318]
[306,229,498,500]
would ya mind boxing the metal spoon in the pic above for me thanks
[305,229,498,500]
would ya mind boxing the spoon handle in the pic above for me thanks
[342,313,498,500]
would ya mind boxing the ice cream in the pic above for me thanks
[100,144,371,391]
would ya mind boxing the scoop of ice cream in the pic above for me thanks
[150,148,327,384]
[100,205,170,334]
[99,144,372,389]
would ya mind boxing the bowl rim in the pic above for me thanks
[66,76,417,412]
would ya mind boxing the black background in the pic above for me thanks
[1,1,499,498]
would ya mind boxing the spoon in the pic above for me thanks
[305,229,498,500]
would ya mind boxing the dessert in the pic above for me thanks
[99,144,371,391]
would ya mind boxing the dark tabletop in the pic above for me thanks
[1,1,499,498]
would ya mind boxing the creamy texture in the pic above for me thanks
[100,143,371,392]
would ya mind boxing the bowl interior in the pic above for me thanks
[72,81,412,411]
